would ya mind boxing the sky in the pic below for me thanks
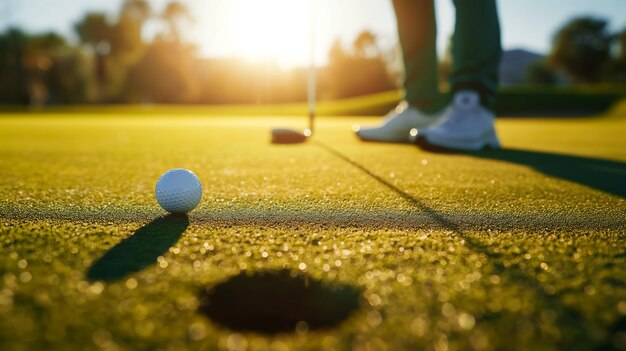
[1,0,626,68]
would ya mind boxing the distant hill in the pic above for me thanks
[499,49,544,86]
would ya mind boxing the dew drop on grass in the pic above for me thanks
[458,313,476,330]
[366,310,382,327]
[410,316,429,336]
[19,272,32,283]
[125,278,138,290]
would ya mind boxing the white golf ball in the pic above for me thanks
[155,168,202,213]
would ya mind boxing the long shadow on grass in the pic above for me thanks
[417,142,626,198]
[316,141,596,349]
[86,214,189,282]
[473,148,626,198]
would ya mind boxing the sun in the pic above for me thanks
[225,0,313,68]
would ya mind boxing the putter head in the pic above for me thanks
[271,128,311,144]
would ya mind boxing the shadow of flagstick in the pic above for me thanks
[87,214,189,282]
[468,147,626,198]
[414,138,626,198]
[315,140,595,349]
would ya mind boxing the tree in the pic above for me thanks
[617,29,626,62]
[74,13,113,98]
[121,0,151,23]
[549,17,612,83]
[74,1,155,102]
[75,13,112,48]
[0,29,30,103]
[603,29,626,83]
[526,60,559,86]
[325,33,397,99]
[113,0,151,55]
[125,39,195,103]
[0,29,91,104]
[353,31,379,59]
[161,1,192,41]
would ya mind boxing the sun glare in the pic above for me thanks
[226,0,313,68]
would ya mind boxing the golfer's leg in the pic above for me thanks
[415,0,501,150]
[392,0,443,114]
[354,0,443,142]
[449,0,501,110]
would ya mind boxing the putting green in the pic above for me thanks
[0,110,625,350]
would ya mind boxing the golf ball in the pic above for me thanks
[155,168,202,213]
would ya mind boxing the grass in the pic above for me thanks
[0,107,625,350]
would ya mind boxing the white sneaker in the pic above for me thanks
[411,90,500,150]
[354,101,443,143]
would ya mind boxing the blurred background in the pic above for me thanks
[0,0,625,114]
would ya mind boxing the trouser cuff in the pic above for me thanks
[450,82,496,111]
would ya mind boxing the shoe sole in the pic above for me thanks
[355,131,412,144]
[413,132,501,151]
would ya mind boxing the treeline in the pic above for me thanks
[528,17,626,85]
[0,0,396,105]
[2,1,624,107]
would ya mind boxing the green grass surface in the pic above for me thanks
[0,109,625,351]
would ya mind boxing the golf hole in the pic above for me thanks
[198,269,361,334]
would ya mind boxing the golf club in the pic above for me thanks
[271,0,316,144]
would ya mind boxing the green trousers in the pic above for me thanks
[392,0,501,112]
